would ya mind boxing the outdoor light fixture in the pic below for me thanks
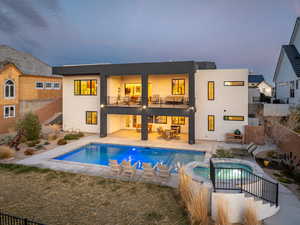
[142,105,147,109]
[189,106,195,111]
[100,104,105,108]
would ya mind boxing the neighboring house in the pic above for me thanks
[248,74,273,103]
[257,80,273,97]
[0,45,62,134]
[248,74,264,87]
[53,61,248,144]
[274,17,300,106]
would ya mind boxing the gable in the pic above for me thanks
[274,50,298,83]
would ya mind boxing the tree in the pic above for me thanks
[16,112,41,141]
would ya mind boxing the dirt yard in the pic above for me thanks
[0,164,188,225]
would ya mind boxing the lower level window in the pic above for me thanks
[4,105,16,118]
[86,111,97,125]
[224,116,244,121]
[208,115,215,131]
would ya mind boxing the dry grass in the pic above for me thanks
[187,185,209,225]
[243,202,261,225]
[0,145,15,159]
[178,167,193,206]
[216,198,231,225]
[0,163,189,225]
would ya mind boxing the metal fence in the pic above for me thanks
[210,159,279,206]
[0,212,44,225]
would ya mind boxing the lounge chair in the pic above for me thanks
[247,142,257,155]
[157,164,171,181]
[109,160,122,176]
[141,162,156,180]
[121,160,138,178]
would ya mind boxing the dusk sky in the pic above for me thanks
[0,0,299,82]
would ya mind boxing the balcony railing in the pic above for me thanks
[107,96,189,108]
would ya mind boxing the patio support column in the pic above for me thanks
[188,114,195,144]
[141,73,148,140]
[188,71,195,107]
[100,74,107,137]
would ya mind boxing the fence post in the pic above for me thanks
[210,159,215,192]
[240,168,243,193]
[276,183,279,207]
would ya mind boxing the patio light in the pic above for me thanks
[100,104,105,108]
[142,105,147,109]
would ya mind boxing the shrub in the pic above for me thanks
[17,112,41,141]
[57,139,67,145]
[243,202,261,225]
[213,149,234,158]
[26,139,40,147]
[0,146,15,159]
[44,141,50,145]
[64,133,84,140]
[24,149,35,156]
[0,135,13,145]
[277,177,293,184]
[216,198,231,225]
[35,144,45,150]
[78,132,84,137]
[178,167,193,206]
[48,134,58,141]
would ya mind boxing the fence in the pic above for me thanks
[0,212,44,225]
[210,159,279,206]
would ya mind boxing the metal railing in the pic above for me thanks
[210,159,279,206]
[0,212,44,225]
[107,96,189,108]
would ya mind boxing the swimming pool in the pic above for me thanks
[55,143,205,173]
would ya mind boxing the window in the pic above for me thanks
[290,81,295,98]
[224,81,244,86]
[208,115,215,131]
[86,111,97,125]
[172,79,185,95]
[53,82,61,90]
[125,83,141,96]
[296,80,299,90]
[74,80,97,95]
[36,82,44,89]
[154,116,167,124]
[208,81,215,100]
[4,80,15,98]
[172,116,185,125]
[45,82,52,89]
[3,105,16,118]
[224,116,244,121]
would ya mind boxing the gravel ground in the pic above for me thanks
[0,164,189,225]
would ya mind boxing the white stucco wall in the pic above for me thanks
[258,81,273,97]
[195,69,248,141]
[63,75,100,133]
[263,104,290,117]
[248,88,260,103]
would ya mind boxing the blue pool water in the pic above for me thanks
[193,162,253,179]
[55,143,205,173]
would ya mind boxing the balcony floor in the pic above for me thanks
[107,103,188,108]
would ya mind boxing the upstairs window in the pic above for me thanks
[45,82,52,89]
[86,111,97,125]
[224,81,244,86]
[290,81,295,98]
[4,80,15,98]
[296,80,299,90]
[74,80,97,96]
[208,81,215,100]
[224,116,244,121]
[4,105,16,118]
[172,79,185,95]
[53,82,61,90]
[36,82,44,89]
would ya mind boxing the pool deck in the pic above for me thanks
[16,135,226,187]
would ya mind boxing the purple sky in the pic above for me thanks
[0,0,299,82]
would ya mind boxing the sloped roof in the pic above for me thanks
[290,17,300,44]
[248,74,264,83]
[283,45,300,77]
[0,45,51,76]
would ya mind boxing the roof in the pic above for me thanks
[248,75,264,83]
[290,17,300,44]
[0,45,52,76]
[283,45,300,78]
[53,61,217,76]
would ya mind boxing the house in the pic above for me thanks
[0,45,62,134]
[274,17,300,106]
[53,61,248,144]
[248,74,264,87]
[257,80,273,97]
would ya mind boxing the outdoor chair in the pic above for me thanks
[157,164,171,181]
[247,142,258,155]
[151,95,160,104]
[109,160,122,176]
[141,162,157,180]
[121,160,138,178]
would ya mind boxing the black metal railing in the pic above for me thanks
[209,159,279,206]
[106,96,189,108]
[0,212,44,225]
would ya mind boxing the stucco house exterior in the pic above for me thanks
[0,45,62,134]
[274,17,300,106]
[53,61,248,144]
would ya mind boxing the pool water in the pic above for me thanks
[55,143,205,173]
[193,162,253,179]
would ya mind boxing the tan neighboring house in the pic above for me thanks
[0,45,62,134]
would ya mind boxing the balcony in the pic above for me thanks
[107,96,189,108]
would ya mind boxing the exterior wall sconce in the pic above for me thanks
[100,104,105,108]
[142,105,147,109]
[189,106,195,112]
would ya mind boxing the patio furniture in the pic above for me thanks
[165,96,184,105]
[157,164,171,181]
[121,160,138,178]
[141,162,156,180]
[151,95,160,104]
[225,132,244,144]
[123,96,130,105]
[247,142,258,156]
[109,160,122,176]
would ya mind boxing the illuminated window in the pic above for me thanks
[154,116,167,124]
[125,83,141,96]
[208,81,215,100]
[224,116,244,121]
[224,81,244,86]
[172,116,185,125]
[74,80,97,95]
[86,111,97,125]
[172,79,185,95]
[208,115,215,131]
